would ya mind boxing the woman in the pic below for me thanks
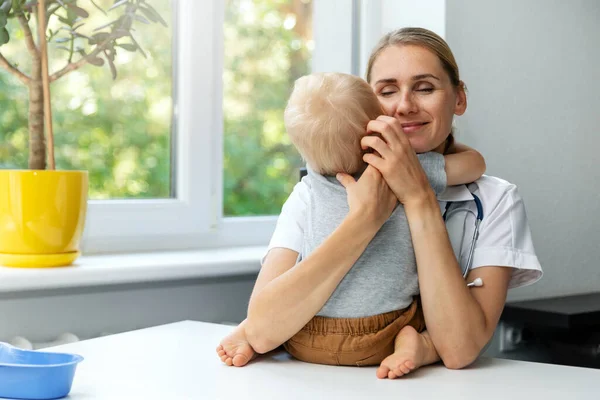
[217,27,542,377]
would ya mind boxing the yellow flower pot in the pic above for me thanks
[0,170,88,268]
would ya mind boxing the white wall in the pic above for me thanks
[445,0,600,301]
[359,0,445,78]
[380,0,445,35]
[0,276,255,343]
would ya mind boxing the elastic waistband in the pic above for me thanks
[301,301,416,336]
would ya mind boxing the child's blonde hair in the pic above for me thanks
[284,72,383,175]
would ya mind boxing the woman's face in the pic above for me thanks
[370,44,466,153]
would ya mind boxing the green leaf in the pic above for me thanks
[133,14,149,24]
[93,18,118,32]
[108,0,127,11]
[112,28,129,38]
[121,14,132,30]
[0,10,7,27]
[54,37,71,43]
[0,0,12,13]
[116,42,136,51]
[73,32,90,39]
[87,56,104,66]
[138,6,157,23]
[104,46,115,61]
[0,26,8,46]
[0,5,9,14]
[89,31,110,45]
[141,3,167,27]
[105,51,117,79]
[129,32,146,58]
[23,0,37,9]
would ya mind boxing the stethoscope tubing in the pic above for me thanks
[443,189,484,279]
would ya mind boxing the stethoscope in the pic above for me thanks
[442,187,484,288]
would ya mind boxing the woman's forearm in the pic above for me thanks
[404,194,489,366]
[246,213,380,354]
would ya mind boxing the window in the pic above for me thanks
[0,0,355,253]
[0,0,173,199]
[223,0,313,217]
[217,0,356,251]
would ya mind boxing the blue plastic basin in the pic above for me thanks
[0,342,83,400]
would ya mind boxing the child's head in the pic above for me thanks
[284,72,383,175]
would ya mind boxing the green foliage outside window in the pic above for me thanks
[0,0,311,214]
[223,0,311,216]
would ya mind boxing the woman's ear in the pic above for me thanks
[454,81,467,116]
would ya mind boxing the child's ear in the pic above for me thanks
[454,81,467,116]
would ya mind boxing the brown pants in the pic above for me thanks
[284,298,426,367]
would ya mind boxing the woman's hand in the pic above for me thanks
[361,116,434,207]
[336,165,398,228]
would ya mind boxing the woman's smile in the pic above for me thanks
[400,121,429,134]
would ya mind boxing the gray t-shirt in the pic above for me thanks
[302,153,447,318]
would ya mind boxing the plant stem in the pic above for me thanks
[0,52,31,84]
[49,32,120,82]
[16,13,39,58]
[37,0,55,170]
[28,64,45,170]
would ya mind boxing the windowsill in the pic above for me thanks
[0,247,265,293]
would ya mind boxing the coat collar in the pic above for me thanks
[437,184,475,202]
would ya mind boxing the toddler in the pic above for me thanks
[217,72,485,378]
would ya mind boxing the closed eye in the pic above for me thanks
[378,84,398,97]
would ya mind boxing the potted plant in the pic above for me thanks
[0,0,166,267]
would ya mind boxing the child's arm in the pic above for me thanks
[444,143,486,186]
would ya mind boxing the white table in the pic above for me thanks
[46,321,600,400]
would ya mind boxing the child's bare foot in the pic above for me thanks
[216,323,257,367]
[376,326,439,379]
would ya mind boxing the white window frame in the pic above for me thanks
[82,0,357,254]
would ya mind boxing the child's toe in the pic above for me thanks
[376,366,390,379]
[398,364,411,375]
[232,354,249,367]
